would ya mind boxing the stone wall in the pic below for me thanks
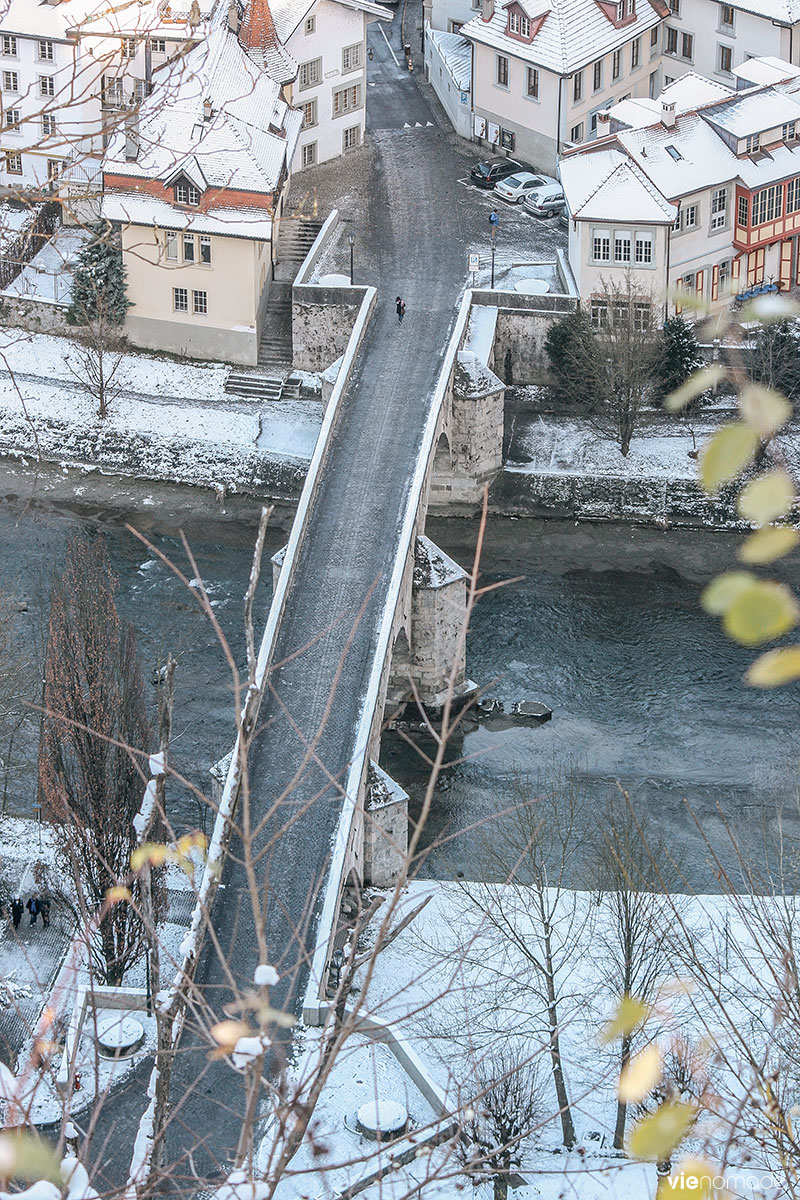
[0,296,71,335]
[363,762,408,888]
[490,467,738,527]
[291,286,366,372]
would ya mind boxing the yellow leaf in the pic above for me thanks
[628,1101,696,1162]
[600,995,651,1044]
[738,470,795,525]
[106,886,132,904]
[209,1019,250,1051]
[619,1045,662,1103]
[739,385,791,438]
[746,646,800,688]
[176,831,208,856]
[739,526,800,565]
[658,1157,717,1198]
[723,580,799,646]
[699,424,760,493]
[0,1133,61,1182]
[663,366,726,413]
[131,843,169,871]
[739,294,800,324]
[701,570,756,616]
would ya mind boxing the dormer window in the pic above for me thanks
[175,180,200,205]
[745,132,760,154]
[508,10,531,35]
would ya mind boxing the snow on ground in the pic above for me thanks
[0,227,89,304]
[507,412,726,480]
[267,881,796,1200]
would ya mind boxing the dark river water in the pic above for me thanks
[0,465,798,891]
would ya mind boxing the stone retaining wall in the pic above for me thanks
[0,295,71,335]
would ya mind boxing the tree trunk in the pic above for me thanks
[613,1032,632,1149]
[493,1176,508,1200]
[543,931,576,1148]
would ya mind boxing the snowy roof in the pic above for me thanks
[0,0,213,41]
[102,6,302,198]
[726,0,800,23]
[559,147,676,221]
[269,0,391,42]
[732,55,800,85]
[461,0,664,75]
[427,27,471,90]
[703,85,800,136]
[102,191,275,239]
[607,74,733,131]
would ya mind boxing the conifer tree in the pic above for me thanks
[654,316,704,406]
[67,218,130,326]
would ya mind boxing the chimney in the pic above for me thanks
[124,110,139,160]
[203,97,213,121]
[227,0,240,33]
[661,100,676,128]
[597,110,611,132]
[481,0,494,21]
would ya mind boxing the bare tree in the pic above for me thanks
[462,1045,547,1200]
[38,534,162,985]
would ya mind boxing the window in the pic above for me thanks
[299,57,322,89]
[1,37,16,57]
[301,98,317,127]
[4,109,19,130]
[2,72,18,92]
[5,153,21,174]
[104,77,124,104]
[508,10,530,35]
[192,290,207,315]
[718,259,730,288]
[614,230,632,262]
[183,234,195,263]
[684,204,698,228]
[570,121,584,142]
[591,298,609,327]
[783,121,797,142]
[343,123,361,150]
[593,229,610,261]
[737,194,748,226]
[592,60,602,91]
[682,271,695,291]
[165,231,178,261]
[342,43,362,72]
[573,71,582,101]
[612,49,621,80]
[301,141,316,167]
[121,38,137,59]
[665,144,683,161]
[664,75,674,85]
[332,84,361,114]
[39,76,54,97]
[175,181,200,205]
[305,15,315,32]
[719,44,732,72]
[526,66,539,97]
[665,27,678,54]
[616,0,624,19]
[41,113,56,135]
[38,40,54,60]
[682,32,693,58]
[788,177,800,213]
[668,0,680,10]
[745,132,760,153]
[496,54,509,86]
[720,2,734,23]
[46,158,61,179]
[199,234,211,264]
[753,183,783,224]
[173,288,188,313]
[634,231,653,263]
[151,38,166,53]
[711,187,727,229]
[631,37,640,69]
[650,26,658,46]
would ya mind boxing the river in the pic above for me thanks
[0,465,797,892]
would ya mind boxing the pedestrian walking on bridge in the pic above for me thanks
[396,296,406,324]
[11,897,22,930]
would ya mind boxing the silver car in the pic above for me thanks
[493,171,556,204]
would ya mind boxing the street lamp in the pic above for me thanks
[348,231,356,285]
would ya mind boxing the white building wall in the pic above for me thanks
[663,0,800,87]
[429,0,481,34]
[288,0,369,170]
[424,28,471,137]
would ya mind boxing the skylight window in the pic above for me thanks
[665,144,683,161]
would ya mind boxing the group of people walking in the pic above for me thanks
[7,894,50,930]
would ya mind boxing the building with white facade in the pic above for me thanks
[101,0,303,365]
[281,0,391,171]
[0,0,211,192]
[452,0,669,174]
[660,0,800,93]
[559,61,800,318]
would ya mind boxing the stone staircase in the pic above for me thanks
[276,216,324,275]
[225,370,302,400]
[257,281,293,371]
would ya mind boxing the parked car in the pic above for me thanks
[470,157,524,188]
[493,171,557,204]
[558,207,570,230]
[524,183,566,217]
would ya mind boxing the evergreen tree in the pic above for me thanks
[654,316,705,407]
[747,319,800,404]
[544,308,598,409]
[67,219,130,326]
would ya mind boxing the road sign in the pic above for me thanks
[468,252,480,273]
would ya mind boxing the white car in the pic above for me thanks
[493,171,557,204]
